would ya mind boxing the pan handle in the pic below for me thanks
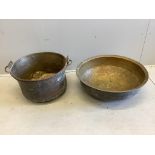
[66,56,72,66]
[5,61,13,73]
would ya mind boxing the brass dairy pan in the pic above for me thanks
[76,55,148,101]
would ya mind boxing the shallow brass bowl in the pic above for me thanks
[76,55,148,101]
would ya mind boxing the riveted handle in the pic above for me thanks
[5,61,13,73]
[66,56,72,66]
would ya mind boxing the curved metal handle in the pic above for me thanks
[66,56,72,66]
[5,61,13,73]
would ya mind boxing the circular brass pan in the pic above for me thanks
[76,55,148,101]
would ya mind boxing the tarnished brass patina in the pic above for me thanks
[76,55,148,101]
[5,52,72,103]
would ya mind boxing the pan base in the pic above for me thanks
[82,65,141,91]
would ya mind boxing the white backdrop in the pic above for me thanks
[0,19,154,73]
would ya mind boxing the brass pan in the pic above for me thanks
[76,55,148,101]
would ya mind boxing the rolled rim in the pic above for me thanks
[76,55,149,93]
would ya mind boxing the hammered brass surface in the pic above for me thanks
[9,52,68,102]
[82,65,141,91]
[77,55,148,92]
